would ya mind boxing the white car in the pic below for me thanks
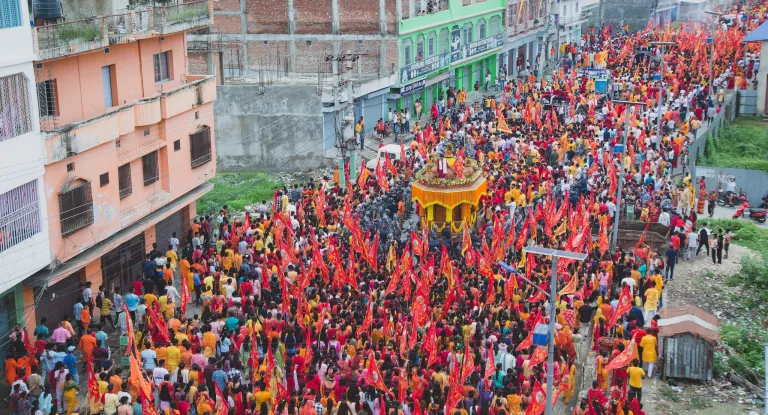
[366,144,406,170]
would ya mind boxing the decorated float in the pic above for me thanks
[411,143,487,233]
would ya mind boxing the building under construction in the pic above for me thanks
[187,0,399,172]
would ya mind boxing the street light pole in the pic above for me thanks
[650,41,674,143]
[519,247,588,415]
[610,100,647,252]
[705,11,724,97]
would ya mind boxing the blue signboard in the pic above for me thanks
[613,144,625,154]
[450,34,504,63]
[401,79,426,96]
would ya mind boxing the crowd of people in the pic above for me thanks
[4,2,767,415]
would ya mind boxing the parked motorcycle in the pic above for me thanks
[759,192,768,209]
[733,201,768,223]
[718,189,747,207]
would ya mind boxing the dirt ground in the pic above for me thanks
[643,244,764,415]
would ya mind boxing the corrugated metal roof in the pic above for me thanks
[658,305,720,344]
[745,20,768,42]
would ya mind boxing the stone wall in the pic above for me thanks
[213,84,329,172]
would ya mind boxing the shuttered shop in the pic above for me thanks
[33,268,85,329]
[101,233,146,292]
[155,207,187,252]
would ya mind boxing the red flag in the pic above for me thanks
[385,153,398,177]
[146,303,171,344]
[485,347,496,380]
[87,360,101,404]
[634,222,650,252]
[461,220,472,255]
[376,159,390,192]
[263,344,276,387]
[454,148,465,179]
[525,380,546,415]
[529,345,548,366]
[357,300,374,336]
[215,383,230,415]
[411,230,422,256]
[517,314,542,352]
[461,349,475,383]
[365,352,395,397]
[180,270,190,317]
[608,285,633,329]
[357,159,369,189]
[485,277,496,306]
[424,323,438,367]
[606,339,637,371]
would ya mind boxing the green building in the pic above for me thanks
[392,0,506,113]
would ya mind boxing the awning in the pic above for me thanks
[745,20,768,42]
[390,73,450,99]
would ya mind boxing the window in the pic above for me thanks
[403,39,412,65]
[99,173,109,187]
[427,34,435,56]
[0,0,23,29]
[59,182,94,236]
[190,126,212,168]
[142,151,159,185]
[462,23,473,45]
[0,73,32,142]
[415,35,424,61]
[194,111,199,120]
[118,164,132,199]
[66,162,74,172]
[478,20,486,39]
[144,128,150,136]
[0,180,41,252]
[37,80,57,119]
[173,140,181,151]
[153,51,171,83]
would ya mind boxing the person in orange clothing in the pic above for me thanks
[81,304,91,332]
[79,329,97,365]
[4,356,19,386]
[110,368,124,392]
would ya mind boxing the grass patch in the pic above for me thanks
[700,116,768,172]
[689,396,712,410]
[661,386,682,402]
[57,24,101,44]
[698,218,768,252]
[720,323,768,382]
[196,172,281,215]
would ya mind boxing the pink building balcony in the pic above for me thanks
[33,0,213,61]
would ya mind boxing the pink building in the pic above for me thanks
[23,1,217,324]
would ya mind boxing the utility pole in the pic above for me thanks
[705,10,724,97]
[650,41,674,142]
[516,247,588,415]
[610,100,647,252]
[326,52,363,188]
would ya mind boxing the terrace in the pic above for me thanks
[33,0,212,61]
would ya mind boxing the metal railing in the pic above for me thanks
[104,9,153,43]
[152,0,210,33]
[35,16,106,60]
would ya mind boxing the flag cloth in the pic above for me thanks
[87,360,101,404]
[606,339,637,371]
[365,352,395,397]
[215,383,230,415]
[529,345,548,366]
[485,347,496,380]
[525,380,546,415]
[559,274,578,296]
[608,285,633,329]
[461,348,475,383]
[357,159,369,189]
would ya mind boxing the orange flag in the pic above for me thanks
[525,380,546,415]
[529,345,548,366]
[606,339,636,371]
[608,285,633,329]
[485,347,496,380]
[365,351,395,397]
[559,273,578,296]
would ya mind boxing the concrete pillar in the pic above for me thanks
[758,41,768,114]
[512,47,518,76]
[331,0,339,34]
[240,0,248,74]
[288,0,296,34]
[18,287,35,339]
[395,0,402,24]
[379,0,386,34]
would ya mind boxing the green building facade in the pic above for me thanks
[393,0,506,113]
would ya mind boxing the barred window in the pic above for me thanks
[0,73,33,142]
[153,51,171,83]
[142,151,159,185]
[118,163,132,199]
[190,126,212,168]
[37,79,58,119]
[0,0,23,29]
[59,182,94,236]
[0,180,41,252]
